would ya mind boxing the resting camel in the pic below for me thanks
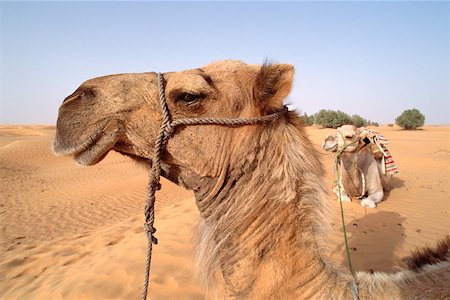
[54,60,449,299]
[322,125,392,208]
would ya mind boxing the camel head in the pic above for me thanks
[322,124,360,153]
[54,60,294,188]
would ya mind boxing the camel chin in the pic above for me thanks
[53,126,119,166]
[74,133,117,166]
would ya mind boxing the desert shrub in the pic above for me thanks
[395,108,425,130]
[387,123,394,127]
[351,114,365,127]
[314,109,352,128]
[309,109,379,128]
[301,113,315,126]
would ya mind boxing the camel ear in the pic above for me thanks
[254,63,294,112]
[322,134,338,152]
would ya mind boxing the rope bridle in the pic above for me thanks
[141,73,288,300]
[334,131,365,199]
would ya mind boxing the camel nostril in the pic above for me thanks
[62,91,81,105]
[62,87,97,105]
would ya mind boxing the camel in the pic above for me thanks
[54,60,450,299]
[322,125,392,208]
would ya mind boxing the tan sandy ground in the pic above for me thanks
[1,124,449,299]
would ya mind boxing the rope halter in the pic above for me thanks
[335,130,366,198]
[141,72,288,300]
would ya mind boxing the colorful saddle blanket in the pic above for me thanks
[360,128,398,176]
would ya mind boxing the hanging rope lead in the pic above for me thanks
[333,130,360,300]
[141,73,171,300]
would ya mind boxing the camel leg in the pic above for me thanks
[360,191,383,208]
[333,185,351,202]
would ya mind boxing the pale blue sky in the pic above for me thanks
[1,1,449,124]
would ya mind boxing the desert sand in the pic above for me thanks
[1,124,449,299]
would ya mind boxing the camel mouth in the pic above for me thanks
[73,133,117,165]
[53,121,119,166]
[340,142,359,153]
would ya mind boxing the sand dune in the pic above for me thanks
[1,125,449,299]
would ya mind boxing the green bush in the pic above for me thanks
[314,109,352,128]
[395,108,425,130]
[301,113,315,126]
[305,109,379,128]
[351,114,365,128]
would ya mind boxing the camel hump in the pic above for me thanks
[401,235,450,272]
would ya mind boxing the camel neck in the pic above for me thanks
[193,117,354,298]
[339,152,363,197]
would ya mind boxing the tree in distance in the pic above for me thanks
[395,108,425,130]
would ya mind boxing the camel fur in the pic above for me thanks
[54,60,450,299]
[323,125,392,208]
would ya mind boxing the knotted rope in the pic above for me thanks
[141,72,288,300]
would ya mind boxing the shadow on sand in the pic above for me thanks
[383,176,405,201]
[334,211,407,273]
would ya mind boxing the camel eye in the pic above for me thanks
[175,92,204,105]
[345,135,354,140]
